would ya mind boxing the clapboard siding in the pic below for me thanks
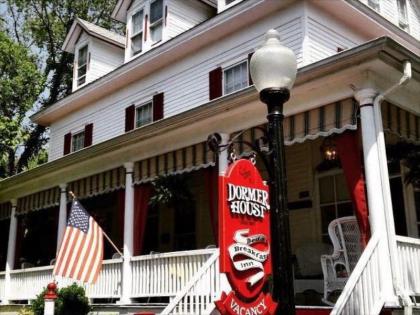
[407,0,420,40]
[167,0,214,39]
[89,38,124,82]
[307,17,360,63]
[48,5,306,161]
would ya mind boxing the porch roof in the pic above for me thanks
[0,36,419,206]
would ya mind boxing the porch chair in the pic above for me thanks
[321,216,361,306]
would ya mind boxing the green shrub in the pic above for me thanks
[30,283,91,315]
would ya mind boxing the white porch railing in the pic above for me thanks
[331,233,384,315]
[131,248,215,298]
[6,258,122,301]
[161,249,224,315]
[396,235,420,296]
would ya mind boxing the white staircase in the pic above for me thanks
[161,249,228,315]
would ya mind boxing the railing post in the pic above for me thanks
[44,282,58,315]
[355,88,396,304]
[57,184,67,253]
[3,199,17,305]
[120,162,134,304]
[218,133,230,177]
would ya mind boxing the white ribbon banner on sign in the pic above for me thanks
[228,229,270,287]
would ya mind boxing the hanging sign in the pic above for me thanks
[215,159,277,315]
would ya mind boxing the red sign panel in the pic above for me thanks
[216,159,277,314]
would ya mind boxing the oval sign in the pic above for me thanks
[219,159,272,300]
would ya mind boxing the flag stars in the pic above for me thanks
[67,201,90,233]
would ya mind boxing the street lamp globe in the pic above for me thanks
[250,29,297,93]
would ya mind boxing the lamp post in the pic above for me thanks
[250,29,297,315]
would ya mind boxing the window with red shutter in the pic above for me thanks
[209,67,222,100]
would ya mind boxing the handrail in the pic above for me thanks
[331,233,384,315]
[131,248,217,261]
[161,249,220,315]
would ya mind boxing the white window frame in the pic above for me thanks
[396,0,409,31]
[222,59,249,96]
[135,101,153,128]
[75,44,89,88]
[218,0,243,13]
[315,169,353,242]
[130,9,145,57]
[149,0,164,45]
[71,130,85,153]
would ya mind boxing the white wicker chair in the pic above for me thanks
[321,216,361,305]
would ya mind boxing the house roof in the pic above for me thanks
[111,0,217,22]
[62,18,125,53]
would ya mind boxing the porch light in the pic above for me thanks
[321,138,338,161]
[250,29,297,315]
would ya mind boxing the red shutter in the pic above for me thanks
[209,67,223,100]
[153,92,164,121]
[125,105,135,132]
[84,123,93,147]
[63,133,72,155]
[248,52,254,86]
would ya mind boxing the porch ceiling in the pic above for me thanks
[1,37,419,202]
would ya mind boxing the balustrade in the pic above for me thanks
[396,236,420,296]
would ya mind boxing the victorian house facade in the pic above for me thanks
[0,0,420,314]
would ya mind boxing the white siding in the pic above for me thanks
[89,38,124,82]
[48,4,305,161]
[167,0,214,39]
[407,0,420,40]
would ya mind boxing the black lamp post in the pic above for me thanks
[250,29,297,315]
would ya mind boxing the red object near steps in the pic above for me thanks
[296,307,332,315]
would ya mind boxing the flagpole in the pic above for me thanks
[68,191,123,257]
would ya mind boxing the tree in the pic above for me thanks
[2,0,122,176]
[0,30,44,177]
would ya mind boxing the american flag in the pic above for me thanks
[53,200,104,284]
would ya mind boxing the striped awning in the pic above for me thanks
[0,202,11,221]
[16,187,60,215]
[134,141,215,184]
[232,98,358,151]
[68,166,125,200]
[382,102,420,143]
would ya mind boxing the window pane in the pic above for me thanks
[131,33,143,55]
[319,176,334,203]
[335,174,350,201]
[136,103,153,127]
[77,65,87,78]
[321,205,336,235]
[78,46,88,65]
[132,11,143,34]
[223,61,248,95]
[337,202,353,218]
[150,0,163,23]
[72,132,85,152]
[151,22,163,43]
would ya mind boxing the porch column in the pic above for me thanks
[218,133,230,176]
[355,88,395,302]
[3,199,17,305]
[57,184,67,252]
[120,162,134,304]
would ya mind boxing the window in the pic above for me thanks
[77,45,88,86]
[225,0,236,5]
[131,10,144,55]
[72,131,85,152]
[367,0,380,11]
[136,102,153,128]
[223,60,248,95]
[150,0,163,44]
[397,0,409,30]
[318,172,353,242]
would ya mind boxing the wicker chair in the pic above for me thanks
[321,216,361,305]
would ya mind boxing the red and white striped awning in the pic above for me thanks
[382,102,420,143]
[16,187,60,215]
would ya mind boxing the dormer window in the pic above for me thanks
[397,0,409,31]
[131,10,144,56]
[77,45,88,86]
[150,0,164,44]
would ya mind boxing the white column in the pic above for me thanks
[355,88,395,303]
[218,133,230,176]
[120,162,134,304]
[57,184,67,253]
[3,199,17,305]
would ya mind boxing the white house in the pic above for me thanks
[0,0,420,314]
